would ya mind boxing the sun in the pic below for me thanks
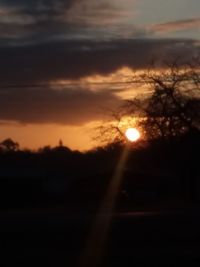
[125,128,141,142]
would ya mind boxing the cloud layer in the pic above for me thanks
[0,86,121,125]
[0,38,199,84]
[0,37,199,125]
[151,18,200,34]
[0,0,199,126]
[0,0,135,42]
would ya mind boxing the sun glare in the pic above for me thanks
[125,128,140,142]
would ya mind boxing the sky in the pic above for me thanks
[0,0,199,151]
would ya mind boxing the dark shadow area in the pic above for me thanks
[0,130,199,266]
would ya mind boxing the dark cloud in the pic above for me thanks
[0,86,121,125]
[0,0,82,38]
[0,0,77,13]
[0,38,199,84]
[0,1,199,127]
[0,2,63,32]
[0,0,126,27]
[0,37,198,125]
[0,0,137,43]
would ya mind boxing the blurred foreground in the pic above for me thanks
[0,133,199,266]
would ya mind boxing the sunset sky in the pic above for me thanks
[0,0,199,151]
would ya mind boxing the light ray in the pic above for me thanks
[80,144,130,267]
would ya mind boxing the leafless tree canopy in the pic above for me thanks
[95,59,200,145]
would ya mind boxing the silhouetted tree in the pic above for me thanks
[0,138,19,152]
[96,60,200,144]
[126,61,200,141]
[95,59,200,202]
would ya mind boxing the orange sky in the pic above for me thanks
[0,68,149,151]
[0,122,98,151]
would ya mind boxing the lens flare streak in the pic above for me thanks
[80,146,130,267]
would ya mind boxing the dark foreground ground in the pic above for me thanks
[0,208,200,267]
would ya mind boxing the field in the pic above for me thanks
[1,208,200,267]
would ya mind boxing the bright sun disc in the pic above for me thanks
[125,128,140,142]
